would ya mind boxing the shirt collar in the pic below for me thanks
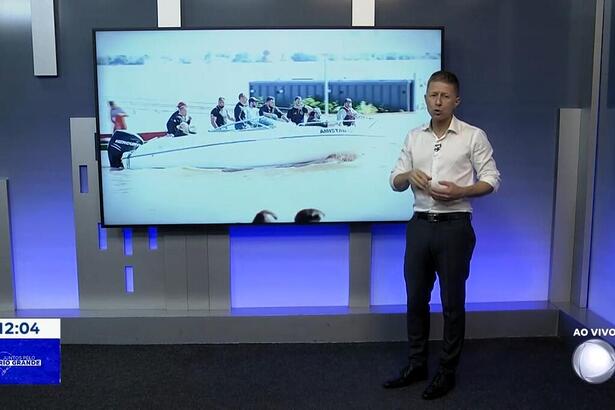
[422,115,461,135]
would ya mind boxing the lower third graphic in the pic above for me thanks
[0,351,43,376]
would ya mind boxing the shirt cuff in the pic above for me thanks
[479,176,500,192]
[389,171,404,191]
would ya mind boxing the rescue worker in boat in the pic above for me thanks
[246,97,261,127]
[210,97,234,129]
[234,93,248,130]
[166,101,195,137]
[259,96,289,125]
[305,106,327,127]
[286,96,313,125]
[336,97,359,126]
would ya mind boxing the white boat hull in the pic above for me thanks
[123,123,380,170]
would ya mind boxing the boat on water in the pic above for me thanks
[108,118,381,170]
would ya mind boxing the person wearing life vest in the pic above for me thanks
[109,101,128,132]
[337,98,358,126]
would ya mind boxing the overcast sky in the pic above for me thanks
[96,29,441,60]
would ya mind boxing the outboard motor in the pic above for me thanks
[107,130,144,169]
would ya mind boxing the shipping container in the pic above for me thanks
[249,80,414,112]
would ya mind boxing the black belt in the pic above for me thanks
[413,212,471,223]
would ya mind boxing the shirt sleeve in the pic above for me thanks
[471,129,501,192]
[389,131,413,191]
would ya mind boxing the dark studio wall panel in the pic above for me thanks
[0,0,157,308]
[182,0,352,27]
[373,0,596,302]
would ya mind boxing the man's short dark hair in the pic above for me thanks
[266,96,275,102]
[238,93,245,100]
[427,70,460,95]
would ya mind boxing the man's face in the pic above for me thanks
[240,95,247,104]
[294,98,302,107]
[249,101,256,108]
[424,81,460,121]
[267,99,274,107]
[218,99,225,108]
[179,106,187,116]
[344,101,351,109]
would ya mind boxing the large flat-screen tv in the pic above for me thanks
[94,28,442,226]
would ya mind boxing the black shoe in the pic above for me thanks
[422,370,455,400]
[382,364,428,389]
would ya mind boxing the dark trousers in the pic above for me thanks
[404,214,476,373]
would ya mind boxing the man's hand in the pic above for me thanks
[408,170,432,191]
[430,181,466,201]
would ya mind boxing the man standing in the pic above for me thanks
[384,71,500,399]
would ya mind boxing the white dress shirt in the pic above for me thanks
[389,116,501,213]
